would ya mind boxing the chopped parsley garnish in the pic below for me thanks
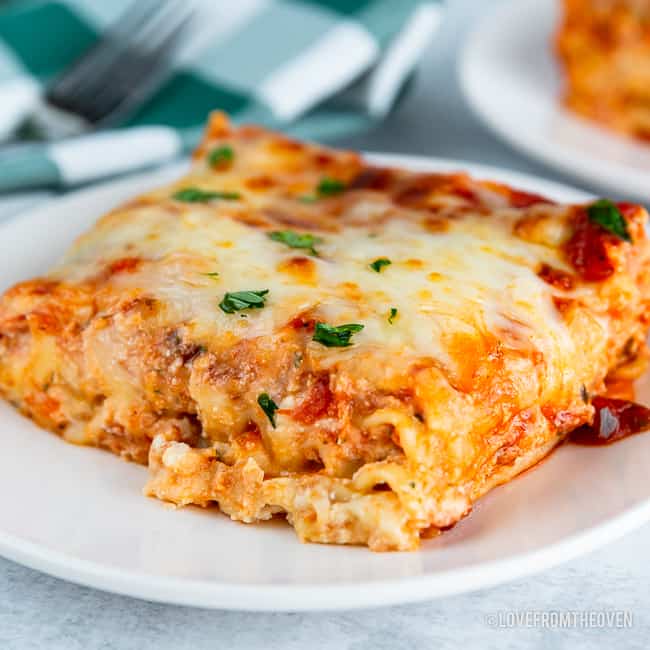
[173,187,241,203]
[298,177,346,202]
[388,308,398,324]
[219,289,269,314]
[312,322,364,348]
[202,271,220,279]
[208,145,234,169]
[268,230,323,256]
[317,177,346,196]
[370,257,392,273]
[257,393,279,428]
[587,199,631,242]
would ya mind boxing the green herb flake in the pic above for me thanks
[370,257,392,273]
[388,307,398,324]
[208,145,234,169]
[587,199,631,242]
[312,322,364,348]
[257,392,279,428]
[317,177,346,196]
[268,230,323,256]
[219,289,269,314]
[298,177,346,202]
[202,271,220,279]
[172,187,241,203]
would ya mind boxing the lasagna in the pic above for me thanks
[556,0,650,141]
[1,113,649,551]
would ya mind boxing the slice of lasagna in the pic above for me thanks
[556,0,650,141]
[1,113,649,551]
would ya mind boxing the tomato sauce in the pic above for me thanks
[565,209,621,282]
[291,375,334,424]
[537,263,576,291]
[507,189,554,208]
[570,396,650,445]
[107,257,141,275]
[348,167,395,191]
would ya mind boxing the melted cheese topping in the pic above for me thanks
[56,199,575,378]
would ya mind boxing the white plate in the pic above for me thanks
[460,0,650,202]
[2,156,650,612]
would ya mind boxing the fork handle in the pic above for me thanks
[0,126,183,192]
[0,143,62,192]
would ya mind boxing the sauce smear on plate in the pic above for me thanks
[571,396,650,446]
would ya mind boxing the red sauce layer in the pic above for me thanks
[565,209,619,281]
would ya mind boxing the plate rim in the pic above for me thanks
[4,153,648,612]
[2,498,649,611]
[458,0,650,201]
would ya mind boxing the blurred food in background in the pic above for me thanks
[556,0,650,142]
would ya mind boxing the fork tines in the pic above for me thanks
[46,0,195,127]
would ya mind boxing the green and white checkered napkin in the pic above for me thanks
[0,0,442,193]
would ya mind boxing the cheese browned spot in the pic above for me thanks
[277,256,317,285]
[0,112,649,551]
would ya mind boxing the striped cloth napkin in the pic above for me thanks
[0,0,442,195]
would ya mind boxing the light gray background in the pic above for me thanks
[2,1,649,648]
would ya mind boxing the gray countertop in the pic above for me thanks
[2,1,649,648]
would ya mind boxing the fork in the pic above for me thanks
[28,0,196,139]
[0,0,198,192]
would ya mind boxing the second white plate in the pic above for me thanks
[460,0,650,202]
[1,156,650,611]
